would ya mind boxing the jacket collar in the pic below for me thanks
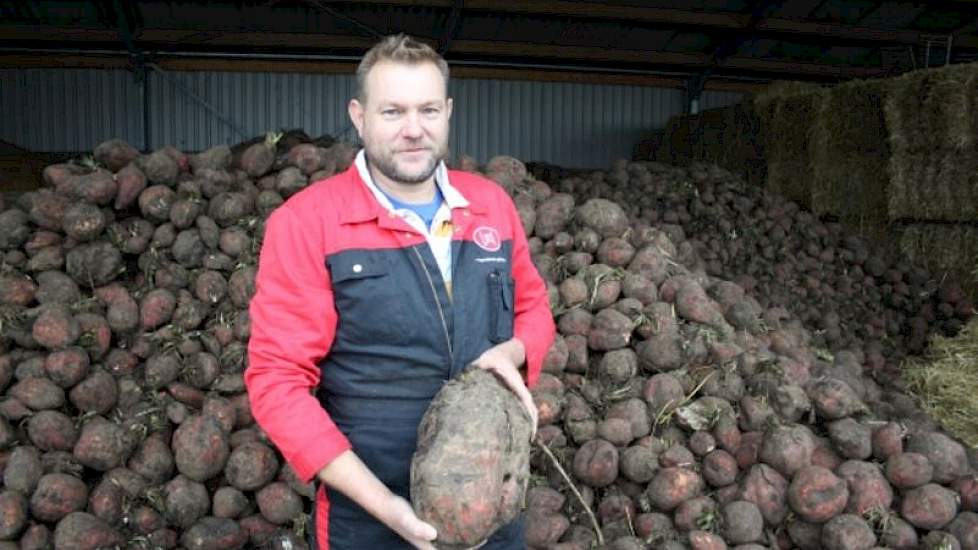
[339,150,486,225]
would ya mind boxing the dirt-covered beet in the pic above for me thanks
[836,459,893,516]
[901,483,960,530]
[411,368,532,549]
[172,414,230,482]
[821,513,877,550]
[0,490,28,540]
[72,416,131,471]
[52,512,125,550]
[181,516,248,550]
[224,442,279,491]
[30,473,88,523]
[165,475,211,530]
[255,481,303,525]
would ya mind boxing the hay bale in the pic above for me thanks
[888,151,978,222]
[811,155,889,226]
[884,64,978,222]
[900,223,978,300]
[768,91,823,162]
[902,318,978,448]
[755,88,824,207]
[813,78,890,154]
[884,63,978,155]
[767,159,814,208]
[663,116,694,167]
[810,78,890,228]
[754,92,779,155]
[753,81,822,154]
[753,80,824,105]
[723,103,763,161]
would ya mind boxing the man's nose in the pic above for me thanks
[401,113,423,138]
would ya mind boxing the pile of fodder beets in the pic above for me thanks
[0,138,974,550]
[527,160,973,378]
[491,157,977,550]
[0,134,355,549]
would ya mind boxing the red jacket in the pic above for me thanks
[245,163,555,548]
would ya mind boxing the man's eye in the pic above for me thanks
[423,107,439,115]
[381,109,399,116]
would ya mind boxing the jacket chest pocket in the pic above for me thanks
[488,270,515,343]
[328,251,412,345]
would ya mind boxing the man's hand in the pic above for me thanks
[470,338,538,437]
[380,494,438,550]
[317,451,437,549]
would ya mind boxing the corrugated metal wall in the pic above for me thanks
[449,79,685,168]
[147,70,359,151]
[0,68,144,151]
[1,67,744,169]
[700,90,746,112]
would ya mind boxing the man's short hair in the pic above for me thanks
[355,34,450,101]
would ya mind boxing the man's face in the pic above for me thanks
[349,60,453,186]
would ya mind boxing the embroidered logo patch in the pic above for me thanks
[473,226,501,252]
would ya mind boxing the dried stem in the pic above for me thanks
[534,440,605,547]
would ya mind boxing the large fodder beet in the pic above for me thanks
[411,368,532,549]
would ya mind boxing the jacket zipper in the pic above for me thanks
[411,246,454,365]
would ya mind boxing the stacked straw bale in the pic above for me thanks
[900,224,978,300]
[754,84,824,208]
[885,64,978,301]
[885,63,978,221]
[716,102,765,184]
[648,103,764,187]
[809,78,891,230]
[650,67,978,295]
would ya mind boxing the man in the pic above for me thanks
[245,34,555,549]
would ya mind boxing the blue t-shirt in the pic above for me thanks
[383,186,444,230]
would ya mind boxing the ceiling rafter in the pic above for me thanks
[3,1,978,84]
[439,0,463,55]
[321,0,978,49]
[0,24,889,80]
[952,16,978,37]
[322,0,749,28]
[0,50,767,92]
[303,0,384,38]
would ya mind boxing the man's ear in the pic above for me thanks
[348,98,365,138]
[446,97,453,122]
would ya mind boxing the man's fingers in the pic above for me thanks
[411,520,437,541]
[473,360,537,437]
[489,364,538,435]
[388,494,438,548]
[521,391,538,438]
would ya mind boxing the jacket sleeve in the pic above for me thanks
[245,204,351,482]
[505,196,556,389]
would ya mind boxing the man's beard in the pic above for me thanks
[366,144,445,185]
